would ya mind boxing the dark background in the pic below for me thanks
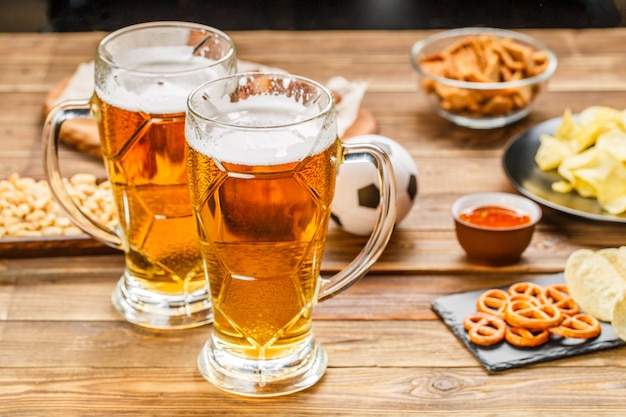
[2,0,625,32]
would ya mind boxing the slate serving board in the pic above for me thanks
[431,273,625,372]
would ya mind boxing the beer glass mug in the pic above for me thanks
[43,22,237,329]
[186,72,397,396]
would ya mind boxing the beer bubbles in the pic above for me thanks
[331,135,418,236]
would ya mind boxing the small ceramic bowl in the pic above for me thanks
[410,27,557,129]
[451,192,542,265]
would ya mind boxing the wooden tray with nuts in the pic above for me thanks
[0,173,118,258]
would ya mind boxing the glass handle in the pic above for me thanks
[42,100,123,250]
[318,141,397,302]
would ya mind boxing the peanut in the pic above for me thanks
[0,173,117,238]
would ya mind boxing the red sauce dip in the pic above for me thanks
[459,205,531,228]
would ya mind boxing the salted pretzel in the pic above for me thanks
[463,312,506,346]
[539,284,579,317]
[549,313,601,339]
[505,327,551,347]
[504,299,563,330]
[507,281,543,299]
[476,289,508,318]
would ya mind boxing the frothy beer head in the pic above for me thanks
[186,73,337,166]
[96,47,230,114]
[95,23,236,114]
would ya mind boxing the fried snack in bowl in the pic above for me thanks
[410,27,557,129]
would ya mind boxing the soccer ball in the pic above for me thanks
[331,135,419,236]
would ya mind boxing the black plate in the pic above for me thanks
[431,274,625,372]
[502,117,626,223]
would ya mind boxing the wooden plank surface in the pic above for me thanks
[1,29,626,416]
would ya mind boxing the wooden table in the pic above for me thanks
[2,29,626,416]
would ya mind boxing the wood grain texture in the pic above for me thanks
[1,29,626,416]
[1,367,625,416]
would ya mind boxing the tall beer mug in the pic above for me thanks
[186,72,397,396]
[43,22,237,329]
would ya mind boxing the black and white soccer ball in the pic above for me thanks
[331,135,419,236]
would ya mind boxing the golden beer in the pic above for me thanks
[187,137,341,359]
[44,22,237,329]
[93,94,204,293]
[188,72,396,396]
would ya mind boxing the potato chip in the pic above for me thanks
[564,248,626,322]
[596,161,626,214]
[611,292,626,342]
[551,180,573,194]
[596,129,626,161]
[557,148,617,198]
[535,133,574,171]
[578,106,624,126]
[597,247,626,279]
[535,106,626,214]
[553,108,578,140]
[572,122,609,153]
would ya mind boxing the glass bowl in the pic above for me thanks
[410,27,557,129]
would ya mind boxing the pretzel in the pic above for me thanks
[549,313,601,339]
[539,284,580,317]
[463,312,506,346]
[476,289,508,318]
[464,282,602,349]
[507,281,543,299]
[505,327,550,347]
[504,299,563,330]
[508,293,541,306]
